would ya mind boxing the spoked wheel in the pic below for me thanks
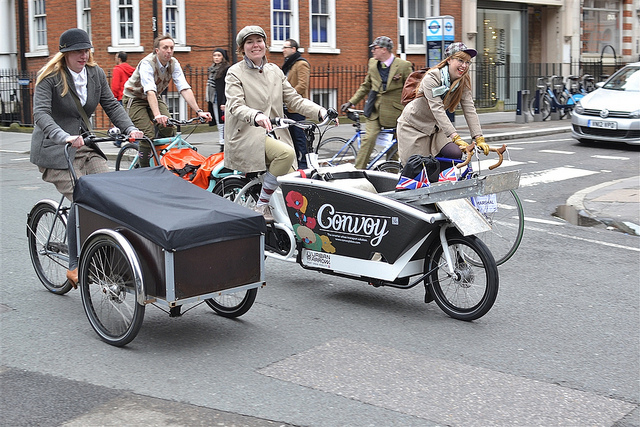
[205,288,258,318]
[27,201,73,294]
[425,230,499,321]
[375,160,402,174]
[115,143,140,171]
[212,176,252,202]
[315,137,357,167]
[79,231,145,347]
[529,95,551,120]
[472,190,524,266]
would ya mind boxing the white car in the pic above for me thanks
[571,62,640,145]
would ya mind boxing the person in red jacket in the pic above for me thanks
[111,51,135,103]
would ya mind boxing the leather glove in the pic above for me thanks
[451,134,469,149]
[340,102,352,112]
[474,135,490,155]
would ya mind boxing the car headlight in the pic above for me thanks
[630,109,640,119]
[574,101,584,114]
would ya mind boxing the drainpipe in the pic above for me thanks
[368,0,373,57]
[17,0,30,124]
[153,0,158,39]
[231,0,237,63]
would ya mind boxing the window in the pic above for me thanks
[165,92,185,120]
[582,0,620,56]
[77,0,91,38]
[108,0,142,52]
[163,0,188,49]
[308,0,338,54]
[311,89,337,111]
[399,0,440,55]
[27,0,48,55]
[271,0,299,51]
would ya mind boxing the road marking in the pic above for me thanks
[524,217,565,225]
[10,157,31,161]
[592,155,630,160]
[520,167,598,187]
[539,149,575,154]
[526,224,640,252]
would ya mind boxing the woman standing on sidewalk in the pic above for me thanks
[206,48,230,151]
[30,28,142,288]
[397,42,489,166]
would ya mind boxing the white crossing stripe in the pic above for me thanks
[539,149,575,154]
[520,167,598,187]
[591,155,630,160]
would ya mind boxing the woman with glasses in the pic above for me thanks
[397,42,489,167]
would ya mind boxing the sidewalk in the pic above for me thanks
[2,112,638,234]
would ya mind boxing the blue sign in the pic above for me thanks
[18,78,30,86]
[427,19,443,41]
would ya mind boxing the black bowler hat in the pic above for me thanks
[59,28,93,52]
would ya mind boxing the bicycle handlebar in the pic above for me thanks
[455,143,507,171]
[165,117,207,126]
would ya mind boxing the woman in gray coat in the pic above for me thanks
[397,42,489,167]
[225,26,328,222]
[30,28,142,288]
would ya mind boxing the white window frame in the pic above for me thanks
[164,91,186,120]
[162,0,190,52]
[26,0,48,57]
[307,0,339,54]
[399,0,440,55]
[310,88,337,111]
[270,0,299,52]
[108,0,143,53]
[76,0,91,38]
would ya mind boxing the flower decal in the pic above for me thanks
[286,191,307,213]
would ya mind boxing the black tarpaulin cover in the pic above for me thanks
[74,166,266,251]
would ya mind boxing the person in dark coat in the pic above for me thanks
[206,48,230,151]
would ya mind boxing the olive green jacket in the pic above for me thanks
[349,56,413,128]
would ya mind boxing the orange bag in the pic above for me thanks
[160,148,224,190]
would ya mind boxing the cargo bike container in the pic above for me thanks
[72,166,266,346]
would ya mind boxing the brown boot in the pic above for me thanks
[66,268,78,289]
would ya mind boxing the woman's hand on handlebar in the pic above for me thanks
[66,134,84,148]
[254,113,273,132]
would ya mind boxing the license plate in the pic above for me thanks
[588,120,617,130]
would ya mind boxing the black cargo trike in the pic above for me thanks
[29,159,266,347]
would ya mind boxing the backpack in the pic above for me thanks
[401,67,428,106]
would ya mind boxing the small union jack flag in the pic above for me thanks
[396,169,430,190]
[439,166,458,182]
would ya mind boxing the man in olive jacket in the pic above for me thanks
[341,36,413,169]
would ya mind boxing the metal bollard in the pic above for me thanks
[533,89,543,122]
[516,90,530,124]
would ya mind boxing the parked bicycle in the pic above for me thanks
[375,144,524,266]
[315,108,397,169]
[529,75,588,120]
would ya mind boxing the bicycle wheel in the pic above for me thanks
[375,160,402,174]
[425,230,499,321]
[472,189,524,266]
[529,94,551,120]
[213,176,252,202]
[315,137,357,167]
[27,201,73,295]
[205,288,258,318]
[79,231,145,347]
[115,143,140,171]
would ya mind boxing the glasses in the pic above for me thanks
[454,58,472,66]
[371,46,383,50]
[283,46,293,49]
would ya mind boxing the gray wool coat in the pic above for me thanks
[224,59,322,173]
[31,65,136,170]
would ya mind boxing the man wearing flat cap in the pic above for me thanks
[340,36,412,169]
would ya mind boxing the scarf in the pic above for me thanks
[282,51,307,76]
[432,66,461,98]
